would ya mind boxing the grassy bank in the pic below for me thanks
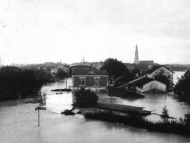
[84,111,190,136]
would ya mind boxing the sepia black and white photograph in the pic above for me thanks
[0,0,190,143]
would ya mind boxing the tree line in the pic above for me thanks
[174,70,190,103]
[0,65,70,101]
[0,66,51,100]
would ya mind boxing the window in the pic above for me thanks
[79,77,86,85]
[110,78,114,84]
[168,75,170,79]
[94,77,100,86]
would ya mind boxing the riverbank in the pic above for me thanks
[84,111,190,136]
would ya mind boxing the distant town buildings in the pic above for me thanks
[91,62,104,70]
[134,45,155,66]
[139,61,154,65]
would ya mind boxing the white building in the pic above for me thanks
[118,77,166,93]
[136,79,166,93]
[146,66,174,84]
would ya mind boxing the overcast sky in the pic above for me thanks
[0,0,190,65]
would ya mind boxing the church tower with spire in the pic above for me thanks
[134,45,139,64]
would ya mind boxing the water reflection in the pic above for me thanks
[99,92,190,120]
[41,80,73,113]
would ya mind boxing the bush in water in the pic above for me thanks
[74,88,98,107]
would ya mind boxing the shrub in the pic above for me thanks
[161,106,169,118]
[184,113,190,125]
[73,88,98,107]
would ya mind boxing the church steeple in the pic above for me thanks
[81,56,85,63]
[134,44,139,64]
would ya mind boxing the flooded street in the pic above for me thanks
[41,79,73,113]
[43,71,190,121]
[1,72,190,143]
[1,0,190,142]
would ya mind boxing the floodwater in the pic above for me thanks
[1,72,190,143]
[42,71,190,120]
[99,93,190,121]
[98,71,189,121]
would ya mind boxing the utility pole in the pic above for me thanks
[35,92,46,126]
[38,109,40,126]
[66,77,67,89]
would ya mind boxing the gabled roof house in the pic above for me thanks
[117,65,174,93]
[118,77,166,93]
[146,65,174,84]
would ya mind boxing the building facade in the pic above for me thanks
[71,64,108,91]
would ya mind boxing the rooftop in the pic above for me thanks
[134,78,154,87]
[146,65,174,74]
[72,68,108,75]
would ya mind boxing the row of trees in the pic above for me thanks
[55,68,68,81]
[0,66,68,100]
[0,66,51,101]
[0,64,70,101]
